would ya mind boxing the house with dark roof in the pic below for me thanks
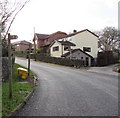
[33,31,67,53]
[12,40,32,51]
[33,33,49,49]
[33,29,98,66]
[50,29,98,66]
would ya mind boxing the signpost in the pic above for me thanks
[8,33,18,99]
[10,35,18,39]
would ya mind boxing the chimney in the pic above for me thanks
[73,30,77,33]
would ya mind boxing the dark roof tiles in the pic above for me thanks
[58,41,76,46]
[62,48,93,58]
[35,33,49,40]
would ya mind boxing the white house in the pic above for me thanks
[65,29,99,58]
[50,40,76,58]
[50,29,98,66]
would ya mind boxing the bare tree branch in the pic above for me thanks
[96,27,119,52]
[0,0,30,38]
[3,0,30,40]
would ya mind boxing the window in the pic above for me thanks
[81,57,83,60]
[64,45,70,51]
[83,47,91,52]
[53,46,59,51]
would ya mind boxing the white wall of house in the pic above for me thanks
[69,30,98,58]
[50,41,69,57]
[50,41,62,57]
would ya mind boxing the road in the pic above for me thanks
[15,57,118,116]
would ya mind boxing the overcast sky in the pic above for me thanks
[10,0,119,42]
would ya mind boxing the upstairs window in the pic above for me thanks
[83,47,91,52]
[53,46,59,51]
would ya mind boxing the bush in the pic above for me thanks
[15,53,85,67]
[15,50,27,54]
[36,54,84,67]
[97,51,119,66]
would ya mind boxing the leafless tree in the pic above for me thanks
[96,27,120,52]
[0,0,30,39]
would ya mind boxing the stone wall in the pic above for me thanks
[2,57,15,81]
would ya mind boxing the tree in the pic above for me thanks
[0,0,30,39]
[97,27,120,52]
[0,0,30,56]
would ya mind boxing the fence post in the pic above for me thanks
[8,33,12,99]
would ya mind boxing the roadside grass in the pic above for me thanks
[2,63,35,117]
[13,63,35,82]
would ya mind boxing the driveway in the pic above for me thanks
[15,57,118,116]
[87,64,119,76]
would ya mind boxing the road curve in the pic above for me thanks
[15,57,118,116]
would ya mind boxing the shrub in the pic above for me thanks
[97,51,119,66]
[15,53,85,67]
[36,54,84,67]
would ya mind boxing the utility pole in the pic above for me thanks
[8,33,12,99]
[28,43,31,77]
[33,27,37,61]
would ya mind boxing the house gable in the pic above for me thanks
[68,29,98,58]
[50,41,62,57]
[50,40,75,57]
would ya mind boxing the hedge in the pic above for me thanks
[15,53,85,68]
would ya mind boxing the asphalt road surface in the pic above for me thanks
[15,57,118,116]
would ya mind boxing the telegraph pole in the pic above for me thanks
[28,43,31,77]
[33,27,37,61]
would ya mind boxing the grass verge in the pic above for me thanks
[2,63,35,117]
[13,63,35,82]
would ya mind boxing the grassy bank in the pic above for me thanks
[2,63,35,117]
[13,63,35,82]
